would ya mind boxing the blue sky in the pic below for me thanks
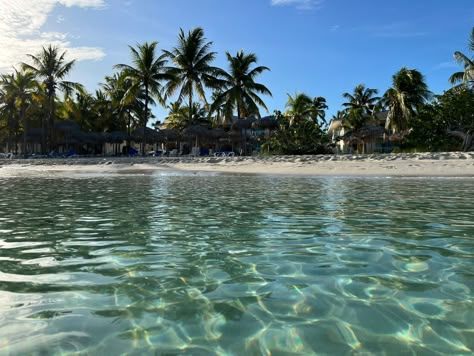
[1,0,473,122]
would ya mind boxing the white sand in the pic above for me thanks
[1,152,474,177]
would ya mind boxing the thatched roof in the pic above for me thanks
[252,116,279,129]
[341,125,385,143]
[182,125,211,138]
[24,128,44,143]
[104,131,129,143]
[132,127,162,143]
[55,120,80,132]
[232,118,256,130]
[159,128,178,141]
[210,128,228,139]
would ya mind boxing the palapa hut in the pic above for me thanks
[341,125,385,154]
[182,124,212,155]
[131,127,162,154]
[231,117,257,155]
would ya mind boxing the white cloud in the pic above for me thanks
[271,0,323,10]
[0,0,106,72]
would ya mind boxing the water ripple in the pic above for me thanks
[0,175,472,354]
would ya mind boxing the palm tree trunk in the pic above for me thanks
[41,112,46,154]
[143,83,149,156]
[189,95,193,124]
[237,103,245,155]
[14,116,19,155]
[21,105,27,158]
[47,94,54,152]
[127,109,132,148]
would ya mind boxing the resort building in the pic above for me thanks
[328,112,395,154]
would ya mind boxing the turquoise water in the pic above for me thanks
[0,173,473,354]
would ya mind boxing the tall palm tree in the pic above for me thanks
[115,41,168,155]
[449,27,474,89]
[311,96,329,126]
[102,71,143,141]
[285,92,313,126]
[342,84,380,126]
[0,69,38,155]
[22,45,83,152]
[211,50,272,122]
[164,101,187,131]
[163,27,224,123]
[0,74,18,152]
[383,67,431,133]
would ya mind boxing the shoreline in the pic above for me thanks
[1,152,474,177]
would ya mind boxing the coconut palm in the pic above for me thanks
[163,27,224,123]
[342,84,380,126]
[22,45,83,152]
[164,101,188,131]
[0,69,38,155]
[285,92,313,126]
[449,27,474,89]
[383,67,431,133]
[211,50,272,122]
[115,41,168,155]
[311,96,329,126]
[102,71,143,141]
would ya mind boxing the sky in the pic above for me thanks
[0,0,473,123]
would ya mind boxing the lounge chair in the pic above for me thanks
[0,153,14,159]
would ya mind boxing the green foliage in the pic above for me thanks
[449,27,474,89]
[164,27,223,120]
[342,84,380,129]
[406,88,474,151]
[285,92,328,127]
[383,67,431,133]
[211,50,272,121]
[262,119,331,155]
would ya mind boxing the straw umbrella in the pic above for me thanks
[182,125,211,154]
[232,117,256,154]
[55,120,81,151]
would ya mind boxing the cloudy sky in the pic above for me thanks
[0,0,472,120]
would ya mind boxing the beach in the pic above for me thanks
[1,152,474,177]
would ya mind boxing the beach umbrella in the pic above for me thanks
[132,127,161,143]
[103,131,129,144]
[160,128,178,142]
[182,125,211,148]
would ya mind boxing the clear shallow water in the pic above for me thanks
[0,173,473,355]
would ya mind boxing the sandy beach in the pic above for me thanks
[1,152,474,177]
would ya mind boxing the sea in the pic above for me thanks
[0,172,472,354]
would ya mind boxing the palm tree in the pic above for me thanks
[163,27,223,123]
[342,84,380,129]
[115,42,168,155]
[102,71,143,142]
[311,96,328,126]
[22,45,83,152]
[0,74,18,152]
[211,50,272,122]
[383,67,431,133]
[449,27,474,89]
[0,69,38,155]
[164,101,188,131]
[285,92,313,126]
